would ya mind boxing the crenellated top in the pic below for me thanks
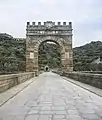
[26,21,72,36]
[27,21,72,27]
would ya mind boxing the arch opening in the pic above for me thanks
[38,40,61,72]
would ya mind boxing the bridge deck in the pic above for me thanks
[0,72,102,120]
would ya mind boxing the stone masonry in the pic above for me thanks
[0,72,35,93]
[0,72,102,120]
[26,21,73,75]
[62,72,102,89]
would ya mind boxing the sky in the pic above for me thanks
[0,0,102,47]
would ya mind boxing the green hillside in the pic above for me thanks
[73,41,102,71]
[0,33,102,74]
[0,34,26,74]
[38,42,61,70]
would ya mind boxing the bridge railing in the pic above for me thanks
[0,72,35,93]
[53,70,102,89]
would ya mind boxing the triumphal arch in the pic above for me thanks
[26,21,73,75]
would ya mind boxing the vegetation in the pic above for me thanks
[0,34,26,74]
[38,42,61,70]
[73,41,102,71]
[0,33,102,74]
[39,41,102,71]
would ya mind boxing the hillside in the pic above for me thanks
[73,41,102,71]
[39,41,102,71]
[38,42,61,70]
[0,33,102,73]
[0,34,26,74]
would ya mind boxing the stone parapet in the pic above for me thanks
[53,71,102,89]
[0,72,35,93]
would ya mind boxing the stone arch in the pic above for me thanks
[33,36,66,73]
[35,36,65,51]
[26,21,73,75]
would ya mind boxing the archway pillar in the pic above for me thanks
[61,46,73,72]
[26,51,39,76]
[34,51,39,76]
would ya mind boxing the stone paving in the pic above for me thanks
[0,72,102,120]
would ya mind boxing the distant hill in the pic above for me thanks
[0,34,26,74]
[73,41,102,71]
[0,33,102,73]
[38,42,61,70]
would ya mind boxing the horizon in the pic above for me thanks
[0,0,102,47]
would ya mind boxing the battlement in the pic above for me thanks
[26,21,72,36]
[26,21,72,27]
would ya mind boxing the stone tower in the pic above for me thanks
[26,21,73,75]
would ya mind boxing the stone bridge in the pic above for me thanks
[0,21,102,120]
[0,72,102,120]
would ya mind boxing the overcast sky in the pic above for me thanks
[0,0,102,47]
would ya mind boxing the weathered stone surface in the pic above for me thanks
[0,72,102,120]
[0,72,35,93]
[26,21,73,74]
[56,71,102,89]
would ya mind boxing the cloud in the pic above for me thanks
[0,0,101,47]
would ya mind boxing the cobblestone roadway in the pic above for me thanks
[0,72,102,120]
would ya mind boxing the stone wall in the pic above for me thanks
[54,71,102,89]
[0,72,35,93]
